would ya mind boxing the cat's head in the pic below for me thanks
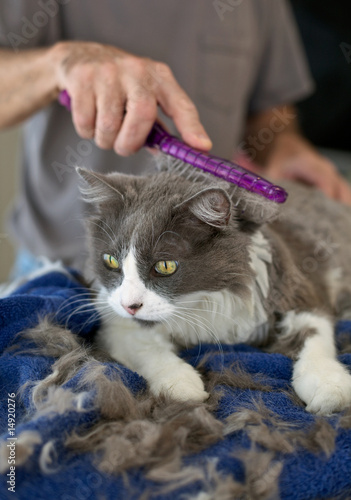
[77,166,277,325]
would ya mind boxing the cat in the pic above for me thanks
[77,160,351,416]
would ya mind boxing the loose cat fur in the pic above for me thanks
[77,160,351,416]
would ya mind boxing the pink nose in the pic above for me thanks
[122,303,143,316]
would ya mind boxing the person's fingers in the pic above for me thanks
[282,158,339,199]
[156,65,212,151]
[253,143,351,205]
[94,96,125,150]
[261,161,282,179]
[60,46,212,153]
[265,155,342,201]
[94,68,125,149]
[308,170,338,199]
[335,177,351,205]
[70,86,96,139]
[291,164,351,204]
[113,89,158,155]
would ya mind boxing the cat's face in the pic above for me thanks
[79,168,257,324]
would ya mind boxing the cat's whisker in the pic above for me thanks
[60,300,109,325]
[67,301,108,312]
[67,299,113,326]
[94,217,116,240]
[87,219,116,245]
[73,234,113,247]
[86,216,116,241]
[54,294,100,313]
[176,305,238,324]
[96,309,119,325]
[163,314,190,351]
[176,296,241,323]
[57,292,99,304]
[172,308,212,341]
[175,308,225,365]
[224,272,253,279]
[172,309,219,367]
[62,306,98,326]
[63,310,100,334]
[168,311,202,352]
[178,308,218,337]
[54,293,100,317]
[152,230,182,252]
[169,313,204,364]
[70,300,111,314]
[176,293,250,306]
[93,309,117,321]
[159,316,180,346]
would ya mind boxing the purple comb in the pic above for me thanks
[58,90,288,203]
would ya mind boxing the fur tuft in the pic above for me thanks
[76,167,124,205]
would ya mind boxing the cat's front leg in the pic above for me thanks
[98,318,209,402]
[271,311,351,415]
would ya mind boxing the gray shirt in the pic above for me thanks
[0,0,313,269]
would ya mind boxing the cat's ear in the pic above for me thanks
[232,187,280,231]
[176,188,231,228]
[76,167,124,207]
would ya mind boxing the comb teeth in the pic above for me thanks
[156,155,280,224]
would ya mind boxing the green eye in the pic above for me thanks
[103,253,119,270]
[154,260,178,276]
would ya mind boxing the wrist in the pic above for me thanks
[264,131,310,167]
[271,130,309,156]
[48,41,71,92]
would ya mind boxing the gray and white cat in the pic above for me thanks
[77,161,351,416]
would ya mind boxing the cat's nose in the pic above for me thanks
[122,302,143,316]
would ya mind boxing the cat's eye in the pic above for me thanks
[103,253,119,270]
[154,260,178,276]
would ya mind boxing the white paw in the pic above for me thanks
[150,363,209,402]
[293,359,351,415]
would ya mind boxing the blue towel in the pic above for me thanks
[0,269,351,500]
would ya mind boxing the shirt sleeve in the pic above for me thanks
[248,0,315,114]
[0,1,62,50]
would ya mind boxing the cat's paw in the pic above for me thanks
[150,364,209,403]
[293,360,351,415]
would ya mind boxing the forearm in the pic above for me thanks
[0,47,60,128]
[243,105,300,166]
[244,106,351,204]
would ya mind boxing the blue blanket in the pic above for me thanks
[1,269,351,500]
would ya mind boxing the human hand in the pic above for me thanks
[52,41,212,156]
[263,132,351,205]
